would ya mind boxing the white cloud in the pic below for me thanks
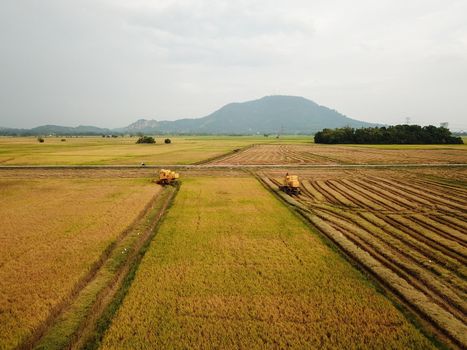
[0,0,466,129]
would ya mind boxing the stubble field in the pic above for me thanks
[210,144,467,165]
[262,167,467,347]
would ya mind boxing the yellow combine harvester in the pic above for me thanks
[279,173,301,195]
[156,169,179,185]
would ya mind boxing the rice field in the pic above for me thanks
[263,167,467,347]
[0,174,162,349]
[2,137,465,167]
[1,138,466,349]
[0,136,310,165]
[210,144,467,165]
[98,176,434,349]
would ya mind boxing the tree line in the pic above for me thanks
[314,125,463,144]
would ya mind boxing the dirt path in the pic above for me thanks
[1,163,467,170]
[18,185,178,350]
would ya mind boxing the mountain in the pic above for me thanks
[0,96,376,135]
[0,124,112,136]
[121,96,375,134]
[31,125,112,135]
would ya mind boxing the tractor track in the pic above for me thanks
[17,185,178,350]
[69,184,178,350]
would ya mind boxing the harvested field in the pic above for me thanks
[99,176,434,349]
[210,144,337,165]
[210,144,467,165]
[0,174,162,349]
[262,167,467,347]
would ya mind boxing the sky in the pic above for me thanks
[0,0,466,130]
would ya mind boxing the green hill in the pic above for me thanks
[1,96,376,135]
[124,95,375,134]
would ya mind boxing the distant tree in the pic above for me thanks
[164,138,171,144]
[37,137,44,143]
[136,136,156,144]
[314,125,463,144]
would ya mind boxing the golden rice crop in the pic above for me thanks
[0,136,310,165]
[0,175,161,349]
[100,176,433,349]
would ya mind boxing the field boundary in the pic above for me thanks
[78,182,180,350]
[19,184,178,350]
[1,163,467,170]
[192,143,256,165]
[256,174,466,349]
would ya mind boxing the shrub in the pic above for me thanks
[136,136,156,144]
[164,138,171,144]
[61,139,66,142]
[37,137,44,143]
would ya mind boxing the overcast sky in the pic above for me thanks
[1,0,466,129]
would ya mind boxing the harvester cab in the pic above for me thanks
[280,173,301,195]
[156,169,179,185]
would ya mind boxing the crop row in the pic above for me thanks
[268,174,467,347]
[211,145,336,165]
[212,144,467,165]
